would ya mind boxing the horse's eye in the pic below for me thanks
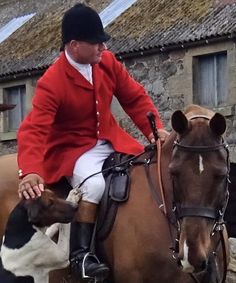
[214,174,227,181]
[213,167,228,180]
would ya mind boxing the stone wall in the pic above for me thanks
[114,44,236,282]
[112,42,236,162]
[1,41,236,158]
[111,50,185,145]
[0,140,17,155]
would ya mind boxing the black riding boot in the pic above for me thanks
[70,222,109,280]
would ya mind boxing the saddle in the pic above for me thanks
[96,145,156,241]
[48,145,156,242]
[96,152,133,241]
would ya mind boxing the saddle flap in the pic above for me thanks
[109,170,130,202]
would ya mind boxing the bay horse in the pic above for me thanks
[101,104,229,283]
[0,104,230,283]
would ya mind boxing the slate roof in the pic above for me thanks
[1,0,236,79]
[108,0,236,55]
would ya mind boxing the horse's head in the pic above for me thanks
[169,105,229,274]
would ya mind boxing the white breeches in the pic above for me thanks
[67,140,114,204]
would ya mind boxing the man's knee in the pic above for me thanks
[82,176,105,204]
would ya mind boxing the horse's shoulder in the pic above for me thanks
[0,153,17,164]
[0,153,18,179]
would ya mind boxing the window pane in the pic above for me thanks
[193,53,227,107]
[4,86,26,131]
[217,53,227,105]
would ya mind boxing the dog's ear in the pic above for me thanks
[24,198,42,223]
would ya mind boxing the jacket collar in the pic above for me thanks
[61,52,94,90]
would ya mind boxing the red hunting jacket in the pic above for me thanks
[17,50,163,184]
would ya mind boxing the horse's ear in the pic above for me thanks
[171,110,189,134]
[209,113,226,136]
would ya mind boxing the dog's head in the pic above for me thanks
[23,189,78,227]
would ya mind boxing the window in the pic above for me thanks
[193,52,227,107]
[3,86,26,132]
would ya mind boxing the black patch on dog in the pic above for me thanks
[3,202,36,249]
[0,257,34,283]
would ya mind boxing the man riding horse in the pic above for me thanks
[17,3,169,281]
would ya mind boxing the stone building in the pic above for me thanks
[0,0,235,159]
[0,0,236,281]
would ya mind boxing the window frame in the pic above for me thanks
[192,51,228,108]
[0,77,37,141]
[3,85,26,133]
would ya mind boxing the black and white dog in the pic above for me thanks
[0,189,80,283]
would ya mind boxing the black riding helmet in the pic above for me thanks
[61,3,110,48]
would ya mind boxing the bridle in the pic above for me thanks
[171,115,230,283]
[172,139,230,225]
[172,115,230,223]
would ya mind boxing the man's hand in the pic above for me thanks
[18,173,45,199]
[148,129,170,144]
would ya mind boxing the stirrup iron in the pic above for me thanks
[82,252,100,280]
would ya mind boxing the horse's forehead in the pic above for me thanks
[185,110,214,120]
[184,104,215,118]
[185,111,215,141]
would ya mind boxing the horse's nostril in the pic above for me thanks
[177,258,182,268]
[194,259,208,273]
[201,260,207,271]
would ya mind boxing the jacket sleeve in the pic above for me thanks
[17,78,60,179]
[110,52,164,138]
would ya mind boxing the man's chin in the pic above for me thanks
[93,57,102,64]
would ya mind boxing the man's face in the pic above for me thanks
[69,40,107,64]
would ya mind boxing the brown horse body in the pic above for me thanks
[0,105,229,283]
[103,104,229,283]
[103,158,195,283]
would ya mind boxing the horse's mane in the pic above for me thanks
[184,104,215,120]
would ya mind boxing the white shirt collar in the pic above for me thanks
[65,50,93,84]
